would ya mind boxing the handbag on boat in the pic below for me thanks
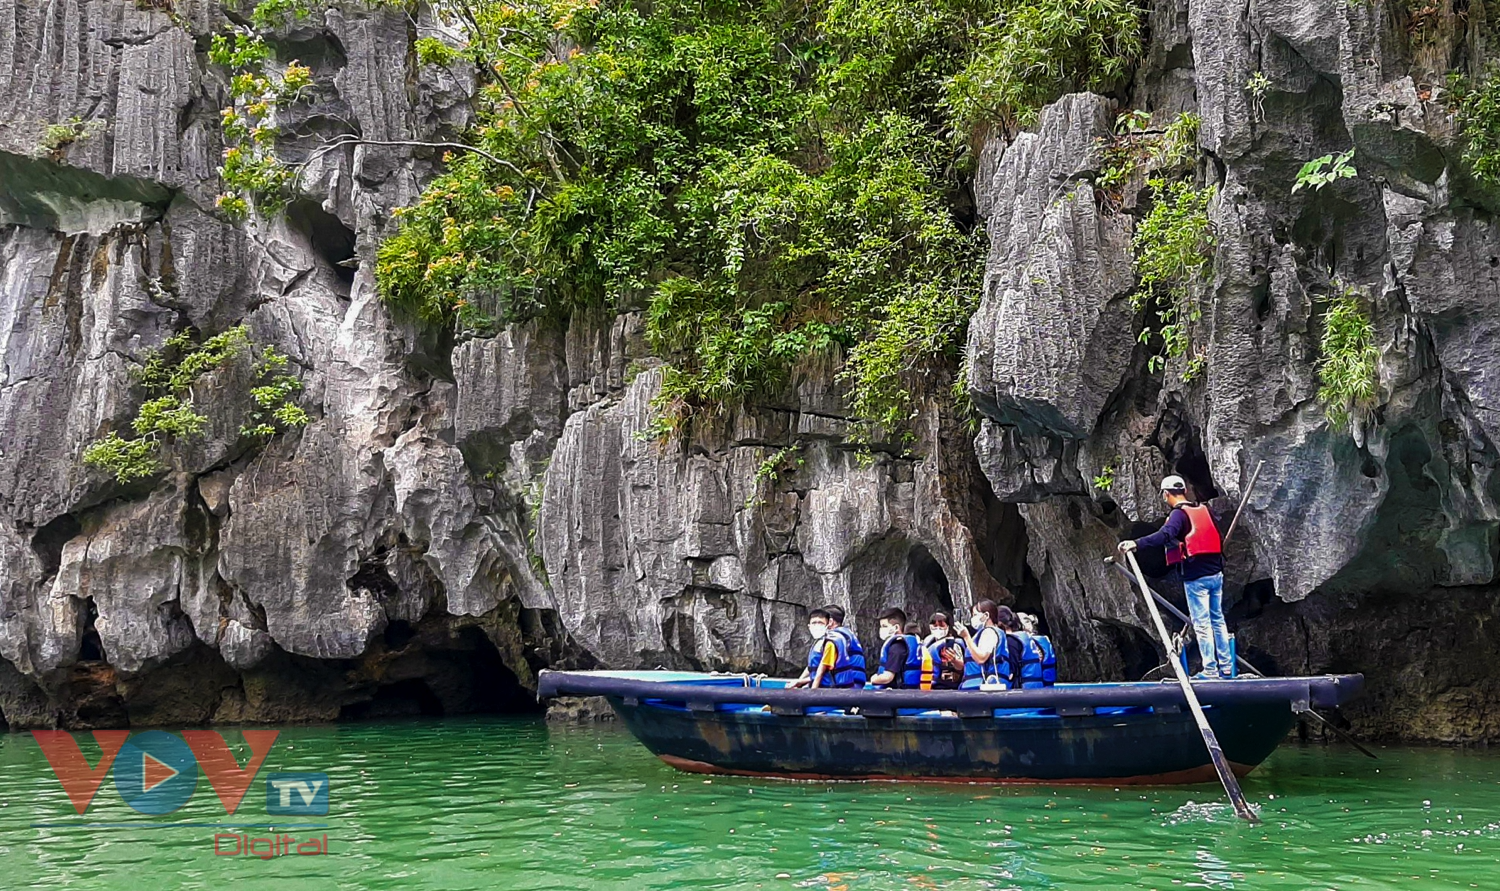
[979,662,1007,692]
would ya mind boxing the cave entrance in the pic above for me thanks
[78,598,104,662]
[341,678,446,720]
[451,626,542,714]
[971,480,1047,629]
[285,198,357,287]
[339,622,542,721]
[904,545,954,625]
[1099,622,1163,681]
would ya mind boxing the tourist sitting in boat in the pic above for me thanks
[923,612,965,689]
[954,600,1013,689]
[1018,612,1058,686]
[1001,609,1049,688]
[823,605,867,682]
[866,608,935,690]
[996,605,1028,684]
[788,606,867,688]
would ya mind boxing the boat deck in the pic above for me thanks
[538,669,1363,718]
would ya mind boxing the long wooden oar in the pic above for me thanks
[1123,549,1259,823]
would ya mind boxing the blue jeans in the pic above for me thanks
[1183,573,1232,677]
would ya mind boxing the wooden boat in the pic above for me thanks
[537,670,1364,784]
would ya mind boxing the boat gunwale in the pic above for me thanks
[537,669,1363,712]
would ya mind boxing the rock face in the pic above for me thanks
[0,0,1497,743]
[965,1,1500,741]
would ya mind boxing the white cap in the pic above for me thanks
[1160,474,1188,493]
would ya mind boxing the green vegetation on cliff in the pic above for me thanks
[1316,285,1380,430]
[83,327,308,483]
[1097,110,1214,382]
[361,0,1142,436]
[1449,65,1500,188]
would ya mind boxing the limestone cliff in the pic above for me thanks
[0,0,1496,742]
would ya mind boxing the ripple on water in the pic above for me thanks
[1,719,1498,889]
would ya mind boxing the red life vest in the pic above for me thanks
[1165,503,1222,565]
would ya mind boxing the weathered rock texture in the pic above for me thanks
[0,0,1026,730]
[967,0,1500,741]
[0,0,1497,743]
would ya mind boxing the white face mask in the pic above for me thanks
[934,626,949,638]
[971,615,987,631]
[808,624,827,640]
[879,626,896,641]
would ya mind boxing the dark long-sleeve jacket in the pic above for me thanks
[1135,504,1224,581]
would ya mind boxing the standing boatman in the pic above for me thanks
[1118,475,1232,680]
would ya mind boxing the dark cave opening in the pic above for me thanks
[384,619,417,650]
[454,625,544,714]
[968,468,1047,630]
[78,599,104,662]
[1153,408,1219,501]
[285,198,357,287]
[904,544,954,620]
[339,622,542,722]
[342,678,446,720]
[1099,621,1162,681]
[32,513,82,575]
[1234,578,1278,620]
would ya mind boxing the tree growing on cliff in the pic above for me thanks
[362,0,1144,441]
[1448,65,1500,188]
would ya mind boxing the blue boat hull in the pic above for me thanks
[613,699,1291,783]
[538,670,1365,784]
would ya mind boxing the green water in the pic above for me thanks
[0,718,1495,890]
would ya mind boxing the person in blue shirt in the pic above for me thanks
[1119,474,1231,680]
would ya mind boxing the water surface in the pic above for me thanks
[1,717,1494,889]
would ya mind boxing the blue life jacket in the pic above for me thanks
[805,637,833,686]
[807,626,866,688]
[960,626,1010,689]
[1034,634,1057,685]
[873,633,931,689]
[1012,630,1046,689]
[902,633,935,689]
[831,626,868,687]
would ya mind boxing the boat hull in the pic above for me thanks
[611,699,1293,784]
[538,670,1364,785]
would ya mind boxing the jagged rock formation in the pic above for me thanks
[0,0,1497,743]
[969,0,1500,741]
[0,0,1024,729]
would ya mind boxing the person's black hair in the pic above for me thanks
[879,607,908,627]
[929,611,950,627]
[904,621,921,636]
[973,600,1002,626]
[823,605,846,625]
[995,604,1019,631]
[808,608,830,622]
